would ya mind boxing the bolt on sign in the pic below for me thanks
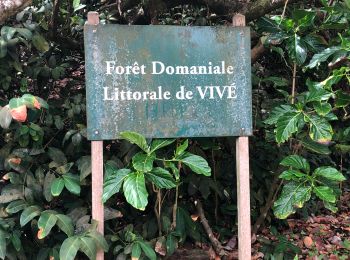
[84,25,252,140]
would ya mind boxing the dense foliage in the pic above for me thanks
[0,0,349,259]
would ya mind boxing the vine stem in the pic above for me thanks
[291,62,297,104]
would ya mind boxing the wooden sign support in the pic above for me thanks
[233,14,252,260]
[86,11,251,260]
[88,12,104,260]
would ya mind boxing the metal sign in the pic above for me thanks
[84,24,252,140]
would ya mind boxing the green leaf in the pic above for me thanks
[138,241,156,260]
[313,186,336,203]
[180,154,211,176]
[146,168,176,189]
[79,237,96,260]
[20,205,42,226]
[324,201,338,213]
[132,242,142,259]
[77,156,92,181]
[62,174,81,195]
[280,155,310,173]
[32,34,49,52]
[306,114,333,142]
[51,177,65,196]
[48,147,67,165]
[120,131,149,152]
[279,170,306,181]
[305,83,332,103]
[314,167,346,182]
[306,46,342,68]
[37,212,58,239]
[273,182,311,219]
[166,234,176,255]
[16,28,32,39]
[103,165,130,203]
[276,112,303,143]
[335,90,350,108]
[123,173,148,210]
[264,105,295,125]
[314,102,332,116]
[299,138,331,155]
[87,231,109,252]
[5,200,27,214]
[56,214,74,237]
[59,236,80,260]
[175,139,189,157]
[0,229,6,260]
[132,152,155,172]
[287,34,307,65]
[43,172,55,202]
[150,139,175,153]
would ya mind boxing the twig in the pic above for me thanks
[252,174,281,237]
[281,0,290,20]
[195,199,227,256]
[291,62,297,104]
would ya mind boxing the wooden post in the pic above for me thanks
[87,12,104,260]
[233,14,252,260]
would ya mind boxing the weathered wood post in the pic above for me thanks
[87,11,104,260]
[233,14,252,260]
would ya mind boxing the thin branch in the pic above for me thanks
[195,199,227,256]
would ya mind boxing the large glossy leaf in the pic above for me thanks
[20,205,42,226]
[314,167,346,182]
[256,17,280,33]
[120,131,149,152]
[132,152,155,172]
[103,164,130,203]
[132,242,142,259]
[305,114,333,142]
[180,154,211,176]
[306,46,342,68]
[314,102,332,116]
[313,186,336,203]
[43,172,55,202]
[286,34,307,65]
[280,155,310,173]
[32,34,49,52]
[335,90,350,108]
[62,174,81,195]
[37,212,58,239]
[150,139,175,153]
[0,230,6,260]
[87,231,109,252]
[275,111,303,143]
[79,237,96,259]
[51,177,65,196]
[5,199,27,214]
[48,147,67,165]
[175,139,188,157]
[299,138,331,155]
[123,173,148,210]
[273,182,312,219]
[279,170,306,181]
[138,241,157,260]
[264,105,295,125]
[146,168,176,189]
[59,236,80,260]
[56,214,74,237]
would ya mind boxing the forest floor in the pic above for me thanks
[167,191,350,260]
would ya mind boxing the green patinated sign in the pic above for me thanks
[84,25,252,140]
